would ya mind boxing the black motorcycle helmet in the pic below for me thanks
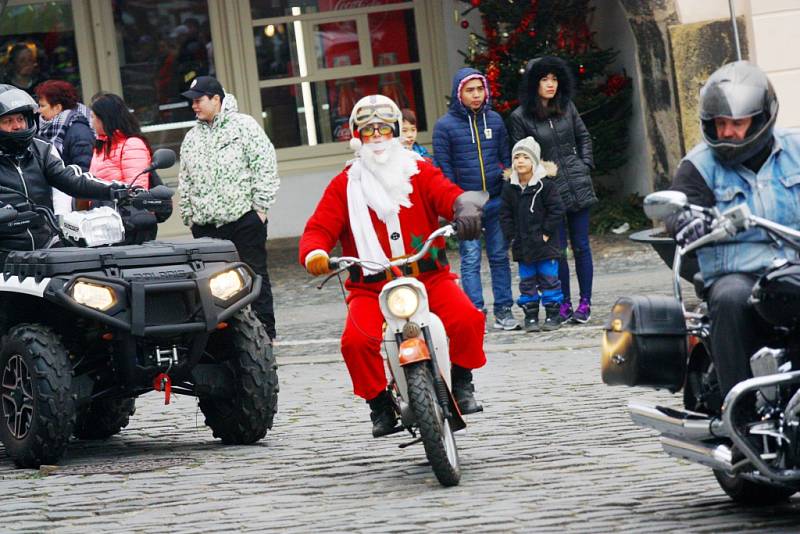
[699,61,778,166]
[0,84,39,157]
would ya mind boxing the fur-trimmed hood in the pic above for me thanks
[503,160,558,184]
[519,56,575,112]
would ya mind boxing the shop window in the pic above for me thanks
[0,1,81,97]
[112,0,213,152]
[252,1,426,151]
[261,70,425,149]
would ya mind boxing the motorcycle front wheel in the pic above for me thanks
[713,470,797,505]
[405,362,460,486]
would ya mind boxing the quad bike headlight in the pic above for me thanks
[386,286,419,319]
[209,268,245,301]
[70,281,117,311]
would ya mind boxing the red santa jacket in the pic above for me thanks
[299,160,464,292]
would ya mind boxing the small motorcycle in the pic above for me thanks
[321,224,465,486]
[602,190,800,504]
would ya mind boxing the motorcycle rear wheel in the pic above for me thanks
[406,362,460,486]
[713,470,797,505]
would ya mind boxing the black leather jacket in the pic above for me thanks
[507,102,596,213]
[0,138,113,253]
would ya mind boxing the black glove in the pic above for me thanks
[453,191,488,241]
[108,182,130,202]
[674,211,711,247]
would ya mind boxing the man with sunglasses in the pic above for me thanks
[299,95,489,438]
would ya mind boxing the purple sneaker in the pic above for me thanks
[573,297,591,323]
[559,301,573,322]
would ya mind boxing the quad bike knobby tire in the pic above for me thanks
[199,307,278,444]
[714,470,797,505]
[406,362,460,486]
[73,398,136,440]
[0,324,75,468]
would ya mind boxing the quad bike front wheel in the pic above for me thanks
[406,362,460,486]
[713,470,797,505]
[74,397,136,440]
[199,308,279,444]
[0,324,75,468]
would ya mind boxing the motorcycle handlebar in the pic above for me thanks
[328,224,456,271]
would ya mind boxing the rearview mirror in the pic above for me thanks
[150,148,176,170]
[644,191,688,221]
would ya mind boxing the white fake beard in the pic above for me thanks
[358,138,416,208]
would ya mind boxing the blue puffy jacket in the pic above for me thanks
[432,68,510,198]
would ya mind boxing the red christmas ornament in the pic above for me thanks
[460,20,469,29]
[528,29,536,38]
[578,64,586,75]
[471,0,480,6]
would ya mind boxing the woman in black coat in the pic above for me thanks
[507,55,596,324]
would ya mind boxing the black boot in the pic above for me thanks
[520,302,540,332]
[542,303,563,331]
[367,390,399,438]
[451,365,483,414]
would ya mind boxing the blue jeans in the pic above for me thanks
[558,207,593,303]
[459,195,514,313]
[517,258,563,306]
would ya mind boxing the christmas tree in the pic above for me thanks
[458,0,633,178]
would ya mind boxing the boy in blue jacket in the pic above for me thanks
[433,68,516,330]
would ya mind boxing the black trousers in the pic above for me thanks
[707,273,769,398]
[192,211,276,339]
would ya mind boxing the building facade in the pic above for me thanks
[1,0,798,238]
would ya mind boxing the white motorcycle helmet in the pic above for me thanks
[348,94,402,152]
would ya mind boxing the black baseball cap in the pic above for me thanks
[181,76,225,100]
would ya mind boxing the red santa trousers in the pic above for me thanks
[340,270,486,400]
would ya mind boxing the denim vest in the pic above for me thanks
[686,128,800,286]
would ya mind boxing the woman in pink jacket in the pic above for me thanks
[89,93,151,189]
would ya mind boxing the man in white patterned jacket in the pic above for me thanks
[179,76,279,340]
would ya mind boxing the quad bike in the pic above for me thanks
[322,225,465,486]
[602,191,800,504]
[0,150,278,468]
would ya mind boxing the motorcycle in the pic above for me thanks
[320,224,466,487]
[601,190,800,504]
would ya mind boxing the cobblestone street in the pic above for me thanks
[2,236,800,532]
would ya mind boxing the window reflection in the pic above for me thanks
[253,23,298,80]
[315,20,360,69]
[0,1,81,97]
[251,0,406,20]
[112,0,213,151]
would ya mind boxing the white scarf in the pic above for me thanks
[346,140,419,275]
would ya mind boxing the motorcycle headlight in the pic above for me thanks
[386,286,419,319]
[71,281,117,311]
[209,268,245,301]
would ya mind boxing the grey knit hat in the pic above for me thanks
[512,136,541,167]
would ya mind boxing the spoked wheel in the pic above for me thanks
[713,470,797,505]
[0,324,75,468]
[405,362,460,486]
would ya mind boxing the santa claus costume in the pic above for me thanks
[299,95,486,436]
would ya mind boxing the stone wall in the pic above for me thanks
[669,17,748,152]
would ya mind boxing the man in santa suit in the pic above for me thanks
[300,94,488,438]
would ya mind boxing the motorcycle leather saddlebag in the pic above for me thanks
[751,261,800,328]
[601,295,687,392]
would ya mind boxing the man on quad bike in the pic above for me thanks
[666,61,800,402]
[0,84,126,260]
[299,94,487,438]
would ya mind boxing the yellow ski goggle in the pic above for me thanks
[358,123,394,138]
